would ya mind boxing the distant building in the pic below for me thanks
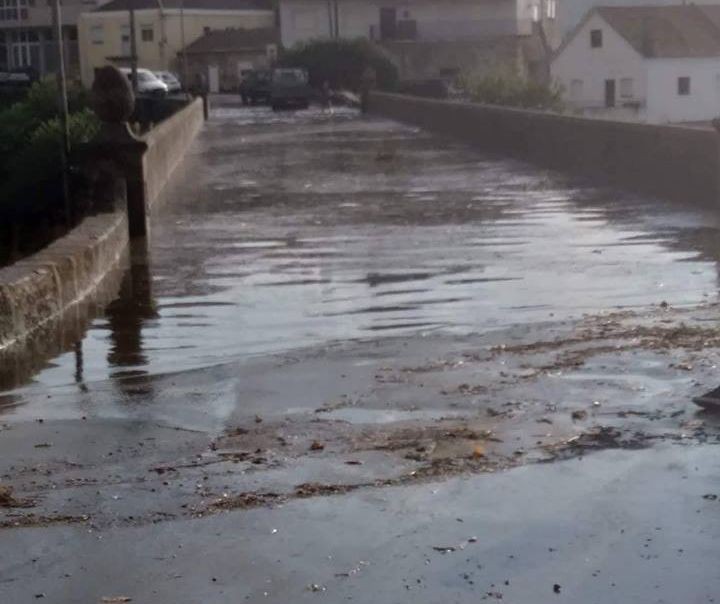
[0,0,108,79]
[180,27,278,92]
[77,0,275,87]
[278,0,561,82]
[552,5,720,123]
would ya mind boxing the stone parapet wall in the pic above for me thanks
[0,97,206,351]
[0,212,128,350]
[368,92,719,206]
[142,97,205,207]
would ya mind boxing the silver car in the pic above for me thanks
[119,67,168,96]
[155,71,182,93]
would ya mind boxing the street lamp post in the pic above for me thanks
[180,0,189,96]
[156,0,166,67]
[50,0,71,223]
[129,0,138,93]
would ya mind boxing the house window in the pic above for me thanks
[570,78,583,100]
[590,29,602,48]
[0,0,29,21]
[532,4,540,22]
[90,24,103,44]
[678,76,690,95]
[141,26,153,42]
[8,29,39,68]
[120,24,130,56]
[620,78,634,98]
[546,0,556,20]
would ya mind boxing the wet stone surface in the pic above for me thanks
[2,100,720,602]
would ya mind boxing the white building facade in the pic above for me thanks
[552,6,720,123]
[558,0,720,39]
[279,0,558,48]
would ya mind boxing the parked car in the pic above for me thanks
[155,71,182,93]
[0,71,32,89]
[119,67,168,96]
[270,68,311,111]
[238,69,272,105]
[0,67,37,86]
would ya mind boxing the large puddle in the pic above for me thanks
[3,104,720,398]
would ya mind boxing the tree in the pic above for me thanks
[280,38,398,91]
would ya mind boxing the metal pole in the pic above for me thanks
[180,0,189,97]
[333,0,339,39]
[129,1,138,93]
[51,0,71,224]
[156,0,165,67]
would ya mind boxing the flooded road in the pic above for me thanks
[4,100,720,603]
[4,101,720,398]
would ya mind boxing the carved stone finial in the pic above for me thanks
[91,65,135,123]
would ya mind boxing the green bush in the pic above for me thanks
[280,38,399,91]
[3,108,99,204]
[464,71,564,111]
[0,80,91,180]
[0,81,98,210]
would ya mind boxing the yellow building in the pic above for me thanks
[78,0,275,87]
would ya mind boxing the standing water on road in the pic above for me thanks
[2,104,720,396]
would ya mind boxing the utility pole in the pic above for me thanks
[327,0,333,38]
[333,0,339,39]
[50,0,71,224]
[156,0,166,68]
[129,0,138,92]
[180,0,189,97]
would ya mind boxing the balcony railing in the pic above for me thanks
[415,18,534,41]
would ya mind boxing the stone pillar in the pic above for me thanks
[201,92,210,120]
[360,66,377,114]
[90,66,149,238]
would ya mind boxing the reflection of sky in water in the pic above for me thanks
[8,107,720,392]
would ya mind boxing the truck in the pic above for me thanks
[238,69,272,105]
[270,68,311,111]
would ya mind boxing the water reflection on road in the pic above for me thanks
[3,103,720,397]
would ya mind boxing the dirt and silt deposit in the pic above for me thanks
[2,302,720,531]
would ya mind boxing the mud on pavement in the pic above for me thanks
[2,300,720,530]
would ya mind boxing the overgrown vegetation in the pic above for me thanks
[280,38,399,91]
[462,71,564,111]
[0,80,99,265]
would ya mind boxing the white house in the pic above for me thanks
[558,0,720,39]
[552,5,720,123]
[279,0,558,48]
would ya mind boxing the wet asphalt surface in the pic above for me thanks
[4,101,720,396]
[2,99,720,602]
